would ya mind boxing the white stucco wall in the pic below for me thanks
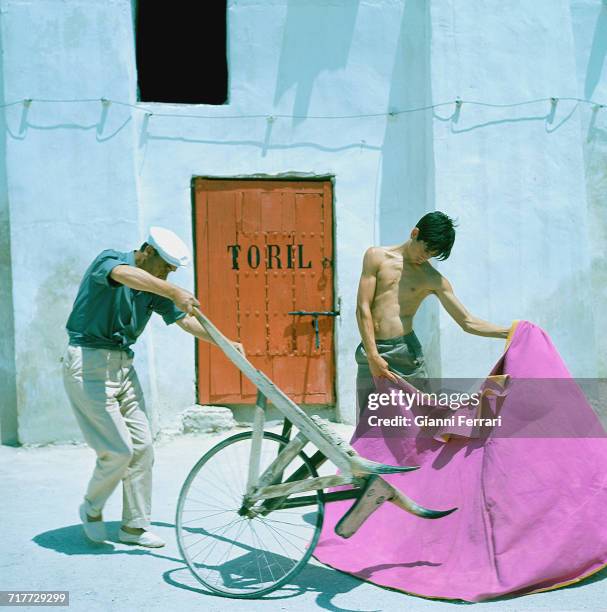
[429,0,597,378]
[0,0,604,444]
[0,0,147,443]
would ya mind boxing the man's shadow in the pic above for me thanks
[33,519,381,612]
[33,520,183,562]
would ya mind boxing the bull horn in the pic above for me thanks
[335,475,457,538]
[388,483,458,519]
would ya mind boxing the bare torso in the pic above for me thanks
[371,245,439,339]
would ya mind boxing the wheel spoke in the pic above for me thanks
[258,518,311,543]
[259,516,312,528]
[190,476,241,506]
[257,517,299,570]
[202,518,249,585]
[247,521,265,588]
[249,519,277,584]
[258,517,306,555]
[184,516,242,555]
[181,509,235,526]
[188,516,247,562]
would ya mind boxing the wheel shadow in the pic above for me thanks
[156,519,381,612]
[162,556,379,612]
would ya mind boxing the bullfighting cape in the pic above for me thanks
[313,321,607,602]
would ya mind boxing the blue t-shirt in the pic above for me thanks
[66,249,186,356]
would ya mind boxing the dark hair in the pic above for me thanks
[415,211,457,261]
[139,242,157,255]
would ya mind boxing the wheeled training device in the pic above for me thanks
[175,308,457,598]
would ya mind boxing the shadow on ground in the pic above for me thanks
[33,519,607,612]
[33,520,184,563]
[33,519,375,612]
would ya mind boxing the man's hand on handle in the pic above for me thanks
[171,287,200,315]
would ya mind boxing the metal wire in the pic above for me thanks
[1,95,603,120]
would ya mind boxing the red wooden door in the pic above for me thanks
[194,179,335,405]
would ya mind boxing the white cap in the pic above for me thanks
[147,226,192,267]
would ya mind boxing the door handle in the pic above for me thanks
[288,310,340,349]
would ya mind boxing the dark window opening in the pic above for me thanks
[135,2,228,105]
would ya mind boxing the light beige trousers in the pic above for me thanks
[62,345,153,529]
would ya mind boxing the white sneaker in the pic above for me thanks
[118,527,165,548]
[79,503,107,543]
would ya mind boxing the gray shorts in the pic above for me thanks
[355,332,428,416]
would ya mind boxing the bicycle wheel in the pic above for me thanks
[176,431,324,598]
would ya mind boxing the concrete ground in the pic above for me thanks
[1,423,606,612]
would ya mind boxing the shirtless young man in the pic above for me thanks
[355,211,510,415]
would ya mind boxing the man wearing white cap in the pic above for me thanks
[62,227,244,548]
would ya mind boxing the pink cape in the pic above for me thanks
[313,321,607,602]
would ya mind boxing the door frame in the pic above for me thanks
[191,175,338,407]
